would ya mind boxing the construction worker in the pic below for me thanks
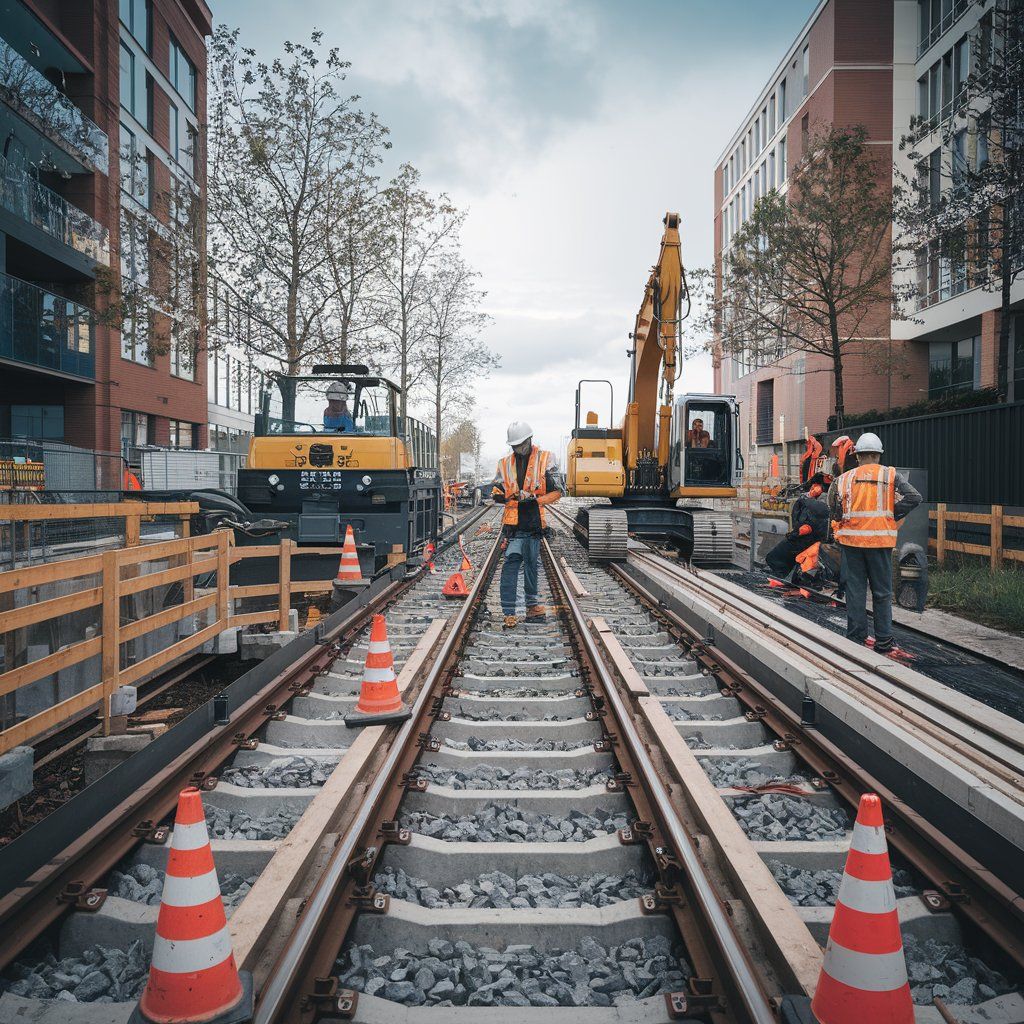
[764,483,829,580]
[323,382,355,432]
[686,417,711,448]
[804,434,856,491]
[491,421,562,628]
[827,433,921,653]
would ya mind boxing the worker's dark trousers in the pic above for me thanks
[500,534,540,615]
[841,546,894,645]
[764,536,815,579]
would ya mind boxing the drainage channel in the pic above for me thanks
[0,515,499,1020]
[547,513,1024,1021]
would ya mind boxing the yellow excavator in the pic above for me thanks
[566,212,741,563]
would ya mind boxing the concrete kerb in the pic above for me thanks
[350,892,675,954]
[403,782,631,817]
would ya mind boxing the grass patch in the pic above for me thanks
[928,558,1024,634]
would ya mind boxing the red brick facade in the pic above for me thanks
[21,0,211,453]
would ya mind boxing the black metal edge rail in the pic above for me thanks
[610,559,1024,973]
[0,513,489,968]
[253,529,504,1024]
[541,536,777,1024]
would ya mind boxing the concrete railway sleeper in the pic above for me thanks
[547,504,1024,1022]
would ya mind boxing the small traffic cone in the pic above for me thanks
[423,541,437,574]
[458,534,473,572]
[335,525,364,584]
[442,572,469,599]
[130,788,253,1024]
[344,615,411,728]
[810,793,913,1024]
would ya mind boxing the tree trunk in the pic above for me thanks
[830,317,845,430]
[998,222,1012,397]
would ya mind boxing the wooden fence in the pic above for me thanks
[930,504,1024,570]
[0,521,350,756]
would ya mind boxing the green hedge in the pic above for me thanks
[830,387,1003,429]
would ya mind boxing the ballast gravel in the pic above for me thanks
[903,935,1018,1005]
[698,758,806,789]
[454,686,576,699]
[220,755,332,789]
[2,941,148,1003]
[375,866,651,908]
[446,737,595,752]
[400,803,628,843]
[205,804,300,840]
[107,862,256,912]
[728,794,850,841]
[662,705,723,722]
[413,763,613,790]
[336,935,691,1007]
[767,860,917,907]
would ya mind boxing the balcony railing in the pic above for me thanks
[918,0,971,58]
[0,36,109,174]
[0,272,95,379]
[0,153,109,265]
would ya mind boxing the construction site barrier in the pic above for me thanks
[930,504,1024,570]
[0,520,359,756]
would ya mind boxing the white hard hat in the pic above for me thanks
[506,420,533,446]
[855,432,884,454]
[830,434,851,449]
[327,381,350,400]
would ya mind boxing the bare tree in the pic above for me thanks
[376,163,465,421]
[440,418,485,482]
[894,0,1023,394]
[702,126,897,428]
[417,254,496,448]
[206,27,389,399]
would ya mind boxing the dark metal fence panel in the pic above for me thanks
[822,401,1024,506]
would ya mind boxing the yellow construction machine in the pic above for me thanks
[566,213,741,562]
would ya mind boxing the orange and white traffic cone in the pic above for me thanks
[810,793,913,1024]
[458,534,473,573]
[442,572,469,599]
[344,615,411,727]
[130,788,253,1024]
[335,525,364,584]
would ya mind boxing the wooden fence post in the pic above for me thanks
[990,505,1003,571]
[125,514,140,547]
[935,503,947,565]
[278,540,292,632]
[217,531,230,628]
[100,549,121,736]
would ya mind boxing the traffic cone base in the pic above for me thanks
[131,788,254,1024]
[345,615,410,728]
[810,793,913,1024]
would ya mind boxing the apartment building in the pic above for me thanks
[713,0,928,473]
[894,0,1024,402]
[0,0,210,457]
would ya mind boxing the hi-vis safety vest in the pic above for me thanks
[834,464,898,548]
[498,447,551,528]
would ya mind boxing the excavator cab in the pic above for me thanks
[671,394,742,495]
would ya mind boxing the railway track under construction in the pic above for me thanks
[0,503,1021,1023]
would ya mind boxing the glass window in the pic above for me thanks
[120,43,134,113]
[954,36,969,96]
[952,129,967,183]
[170,322,195,380]
[768,150,776,188]
[169,36,197,111]
[121,309,151,364]
[779,138,786,182]
[168,420,194,449]
[929,337,979,395]
[929,61,940,120]
[169,104,179,162]
[119,209,150,288]
[975,112,989,169]
[11,405,63,439]
[802,45,809,96]
[769,95,776,137]
[121,0,149,50]
[941,51,953,115]
[779,79,786,121]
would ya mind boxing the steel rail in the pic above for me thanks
[542,536,777,1024]
[630,550,1024,791]
[253,530,504,1024]
[609,559,1024,971]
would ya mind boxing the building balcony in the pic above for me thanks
[0,35,108,175]
[0,272,95,380]
[0,152,109,265]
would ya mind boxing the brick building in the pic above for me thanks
[716,0,1019,471]
[0,0,211,458]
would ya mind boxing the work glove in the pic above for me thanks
[518,490,537,503]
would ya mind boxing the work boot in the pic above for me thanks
[526,605,547,621]
[503,615,518,630]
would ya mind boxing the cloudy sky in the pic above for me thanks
[217,0,814,470]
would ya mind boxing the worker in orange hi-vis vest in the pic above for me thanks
[827,433,920,656]
[491,421,562,630]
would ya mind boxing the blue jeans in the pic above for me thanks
[500,534,540,615]
[842,546,894,645]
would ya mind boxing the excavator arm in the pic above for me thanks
[624,212,684,482]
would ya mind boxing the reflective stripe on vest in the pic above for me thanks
[500,447,549,528]
[834,465,898,548]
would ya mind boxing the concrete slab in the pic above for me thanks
[227,743,342,769]
[0,746,33,811]
[455,674,578,693]
[403,782,630,817]
[673,717,770,747]
[445,694,588,719]
[131,837,278,878]
[797,897,961,946]
[0,994,134,1023]
[435,716,600,745]
[205,781,315,817]
[751,839,849,871]
[264,715,355,748]
[58,895,154,958]
[430,745,614,772]
[291,692,358,719]
[83,734,151,787]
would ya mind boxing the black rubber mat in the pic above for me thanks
[723,569,1024,724]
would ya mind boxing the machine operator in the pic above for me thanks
[323,382,355,432]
